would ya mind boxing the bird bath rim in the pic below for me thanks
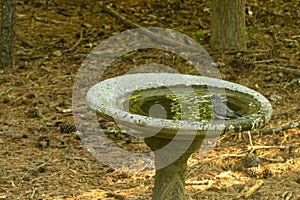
[86,73,272,139]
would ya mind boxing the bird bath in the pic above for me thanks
[86,73,272,200]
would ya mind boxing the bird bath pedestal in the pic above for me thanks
[86,73,272,200]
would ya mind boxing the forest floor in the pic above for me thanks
[0,0,300,199]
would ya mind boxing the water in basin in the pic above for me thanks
[123,85,260,122]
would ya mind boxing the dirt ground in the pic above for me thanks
[0,0,300,199]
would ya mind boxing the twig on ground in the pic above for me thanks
[185,180,212,185]
[253,59,276,64]
[30,187,38,199]
[186,154,245,178]
[246,3,286,17]
[284,78,300,89]
[33,14,66,24]
[16,53,46,59]
[0,131,10,135]
[237,180,264,199]
[209,49,268,56]
[68,30,83,52]
[247,131,253,146]
[241,121,300,135]
[248,145,292,151]
[248,145,294,155]
[260,156,285,163]
[259,65,300,76]
[291,35,300,39]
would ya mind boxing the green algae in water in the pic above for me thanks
[126,85,213,122]
[124,85,261,122]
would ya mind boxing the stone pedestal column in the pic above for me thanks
[145,136,203,200]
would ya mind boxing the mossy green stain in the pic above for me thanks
[124,85,260,123]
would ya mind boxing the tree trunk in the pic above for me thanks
[0,0,16,68]
[210,0,246,51]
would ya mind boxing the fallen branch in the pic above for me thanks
[242,121,300,135]
[99,2,141,29]
[98,2,222,78]
[99,2,182,47]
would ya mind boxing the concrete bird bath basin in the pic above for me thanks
[86,73,272,200]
